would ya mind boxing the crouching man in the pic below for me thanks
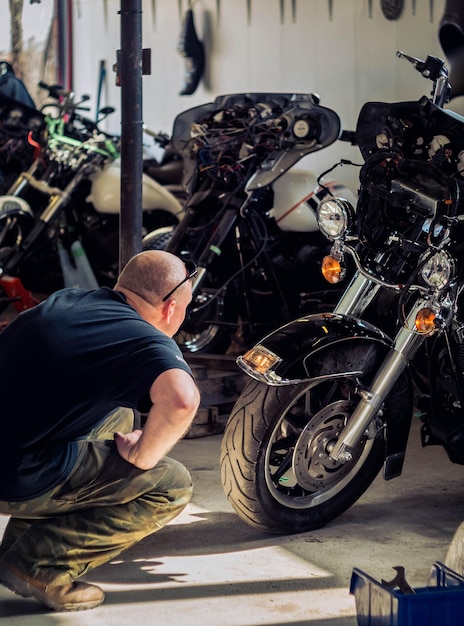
[0,250,200,611]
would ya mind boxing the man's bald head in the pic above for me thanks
[115,250,188,306]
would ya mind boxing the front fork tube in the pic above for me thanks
[334,271,381,317]
[334,251,398,317]
[190,208,238,295]
[329,299,428,463]
[4,170,86,275]
[7,159,41,196]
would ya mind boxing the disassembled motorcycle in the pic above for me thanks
[144,91,357,354]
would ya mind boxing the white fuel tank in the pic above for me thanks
[87,159,183,216]
[271,168,357,232]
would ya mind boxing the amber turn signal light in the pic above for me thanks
[241,345,281,374]
[322,256,345,284]
[415,308,437,333]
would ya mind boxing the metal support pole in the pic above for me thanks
[119,0,143,271]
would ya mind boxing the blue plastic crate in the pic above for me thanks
[350,562,464,626]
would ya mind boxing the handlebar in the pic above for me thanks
[38,80,68,100]
[396,51,447,80]
[38,81,92,114]
[37,81,116,139]
[396,51,451,106]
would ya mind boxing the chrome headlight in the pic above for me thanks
[420,250,454,289]
[316,197,353,240]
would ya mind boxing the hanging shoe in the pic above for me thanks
[177,9,205,95]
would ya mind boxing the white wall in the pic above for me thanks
[69,0,447,192]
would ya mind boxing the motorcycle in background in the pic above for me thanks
[220,52,464,534]
[143,92,358,354]
[0,91,45,194]
[87,127,186,226]
[0,83,184,314]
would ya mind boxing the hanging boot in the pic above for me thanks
[439,0,464,98]
[177,8,205,96]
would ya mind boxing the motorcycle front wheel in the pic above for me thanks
[220,347,411,534]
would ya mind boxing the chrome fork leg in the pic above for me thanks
[329,301,427,462]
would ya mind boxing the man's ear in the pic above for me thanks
[163,299,176,324]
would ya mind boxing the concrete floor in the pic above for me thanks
[1,417,464,625]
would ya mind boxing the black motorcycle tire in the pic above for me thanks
[220,345,411,534]
[143,226,239,354]
[174,281,238,354]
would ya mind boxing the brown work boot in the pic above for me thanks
[0,561,105,611]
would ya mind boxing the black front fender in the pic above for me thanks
[241,312,393,384]
[238,312,414,479]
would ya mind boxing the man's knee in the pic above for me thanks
[139,457,192,523]
[157,457,193,493]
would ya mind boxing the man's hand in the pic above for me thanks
[114,429,143,463]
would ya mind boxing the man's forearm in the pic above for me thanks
[127,406,196,469]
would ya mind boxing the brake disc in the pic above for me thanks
[292,400,355,491]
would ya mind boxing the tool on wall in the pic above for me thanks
[151,0,156,28]
[280,0,297,24]
[177,2,205,95]
[95,59,106,122]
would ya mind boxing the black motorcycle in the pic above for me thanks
[144,92,357,354]
[220,52,464,534]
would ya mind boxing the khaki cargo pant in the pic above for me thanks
[0,408,193,586]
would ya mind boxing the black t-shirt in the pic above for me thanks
[0,287,193,501]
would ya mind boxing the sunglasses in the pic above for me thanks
[162,259,198,302]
